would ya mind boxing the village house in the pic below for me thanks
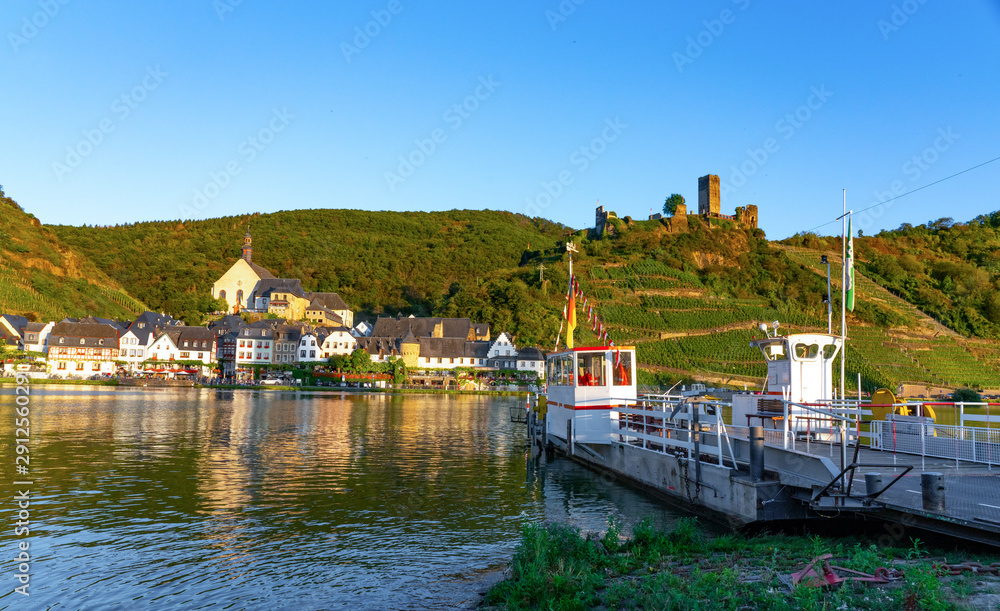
[21,321,54,353]
[269,323,297,365]
[46,322,120,377]
[236,326,274,369]
[306,293,353,328]
[355,315,543,375]
[319,326,356,358]
[146,327,217,377]
[297,330,325,363]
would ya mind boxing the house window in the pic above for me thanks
[437,358,442,364]
[57,362,66,370]
[198,352,203,359]
[121,349,127,357]
[80,338,85,344]
[76,362,85,371]
[92,363,101,371]
[309,350,315,358]
[99,339,104,346]
[449,358,454,364]
[130,349,135,357]
[137,349,143,357]
[184,341,189,348]
[27,334,34,341]
[60,337,64,344]
[300,350,306,358]
[479,359,484,365]
[219,290,226,301]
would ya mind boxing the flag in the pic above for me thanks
[845,218,855,312]
[566,275,576,349]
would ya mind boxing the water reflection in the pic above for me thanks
[0,387,690,610]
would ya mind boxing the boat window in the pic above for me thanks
[547,353,575,387]
[822,344,838,360]
[576,353,606,386]
[613,351,632,386]
[794,343,820,360]
[760,341,788,362]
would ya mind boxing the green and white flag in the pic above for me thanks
[845,217,855,312]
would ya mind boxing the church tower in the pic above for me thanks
[242,230,253,263]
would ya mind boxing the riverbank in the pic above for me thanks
[0,376,530,396]
[480,518,1000,610]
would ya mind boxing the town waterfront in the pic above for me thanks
[1,387,687,610]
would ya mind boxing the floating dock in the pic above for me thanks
[534,334,1000,547]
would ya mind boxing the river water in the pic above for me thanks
[1,387,689,610]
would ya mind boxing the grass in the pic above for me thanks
[483,518,1000,610]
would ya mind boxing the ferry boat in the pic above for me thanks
[543,345,637,452]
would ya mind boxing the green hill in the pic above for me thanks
[12,192,1000,394]
[0,188,147,322]
[49,209,568,343]
[522,214,1000,393]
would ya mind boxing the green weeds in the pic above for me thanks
[484,518,994,610]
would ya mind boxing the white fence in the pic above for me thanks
[871,420,1000,467]
[628,395,1000,468]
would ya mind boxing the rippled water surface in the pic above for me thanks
[1,387,689,610]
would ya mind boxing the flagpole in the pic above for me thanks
[840,190,846,404]
[840,189,848,490]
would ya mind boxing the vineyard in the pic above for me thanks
[573,240,1000,394]
[0,190,151,322]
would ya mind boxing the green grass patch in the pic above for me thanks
[484,518,997,610]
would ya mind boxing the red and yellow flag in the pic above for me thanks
[566,275,576,349]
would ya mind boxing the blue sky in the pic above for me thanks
[2,1,999,239]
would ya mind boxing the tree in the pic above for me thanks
[663,194,685,216]
[953,387,982,403]
[349,348,372,372]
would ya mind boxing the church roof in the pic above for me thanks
[249,262,275,279]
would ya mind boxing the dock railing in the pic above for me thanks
[617,395,738,469]
[623,396,1000,469]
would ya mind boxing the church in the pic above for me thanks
[212,231,276,313]
[212,231,353,327]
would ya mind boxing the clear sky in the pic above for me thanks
[2,1,999,239]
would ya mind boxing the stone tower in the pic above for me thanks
[400,329,420,369]
[242,230,253,263]
[698,175,720,216]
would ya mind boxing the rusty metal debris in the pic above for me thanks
[936,562,1000,576]
[790,554,904,588]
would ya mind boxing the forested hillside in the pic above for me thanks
[11,192,1000,394]
[0,187,146,322]
[787,213,1000,339]
[527,213,1000,393]
[50,209,568,341]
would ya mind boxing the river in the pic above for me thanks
[1,387,690,610]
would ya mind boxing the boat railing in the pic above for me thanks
[870,419,1000,469]
[615,396,738,469]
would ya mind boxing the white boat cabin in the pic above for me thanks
[731,332,843,430]
[545,346,637,444]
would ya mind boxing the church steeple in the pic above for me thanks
[242,229,253,263]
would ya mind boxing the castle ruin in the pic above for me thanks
[594,173,758,236]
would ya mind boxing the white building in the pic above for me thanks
[22,322,54,354]
[320,326,357,358]
[298,331,324,363]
